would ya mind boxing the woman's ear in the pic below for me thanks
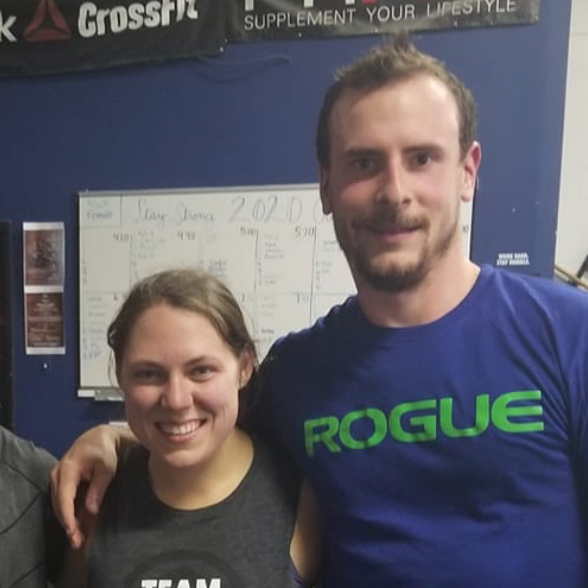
[239,350,254,389]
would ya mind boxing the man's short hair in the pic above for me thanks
[315,34,478,167]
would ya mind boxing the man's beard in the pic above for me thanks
[333,204,460,293]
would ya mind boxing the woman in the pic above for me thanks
[76,268,319,587]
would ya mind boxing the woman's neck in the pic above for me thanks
[148,429,254,510]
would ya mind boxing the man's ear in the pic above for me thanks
[461,141,482,203]
[319,166,332,215]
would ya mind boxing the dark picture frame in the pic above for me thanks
[0,221,13,429]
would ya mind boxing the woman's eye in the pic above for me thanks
[190,365,214,379]
[132,369,160,383]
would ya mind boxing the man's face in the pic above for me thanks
[320,74,481,293]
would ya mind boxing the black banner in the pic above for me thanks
[227,0,541,41]
[0,0,225,76]
[0,0,542,76]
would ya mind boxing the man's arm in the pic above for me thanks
[50,424,137,548]
[291,478,322,587]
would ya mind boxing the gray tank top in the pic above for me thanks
[88,437,299,588]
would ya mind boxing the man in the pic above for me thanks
[1,425,66,587]
[52,36,588,587]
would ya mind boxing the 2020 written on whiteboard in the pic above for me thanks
[78,184,356,396]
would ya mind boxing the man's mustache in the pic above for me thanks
[354,210,428,233]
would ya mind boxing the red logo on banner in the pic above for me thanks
[25,0,71,41]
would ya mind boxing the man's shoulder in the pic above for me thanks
[479,266,588,349]
[268,295,358,359]
[489,266,588,314]
[0,426,56,490]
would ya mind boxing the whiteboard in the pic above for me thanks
[78,184,473,397]
[78,184,356,396]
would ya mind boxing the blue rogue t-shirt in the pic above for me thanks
[261,265,588,588]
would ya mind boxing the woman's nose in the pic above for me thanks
[160,373,193,410]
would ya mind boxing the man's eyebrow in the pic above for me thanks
[403,143,444,154]
[342,147,382,158]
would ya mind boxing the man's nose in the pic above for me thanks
[375,157,408,206]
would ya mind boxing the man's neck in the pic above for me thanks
[356,259,481,328]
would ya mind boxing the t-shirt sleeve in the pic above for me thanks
[0,426,65,584]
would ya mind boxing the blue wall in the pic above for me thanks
[0,2,572,457]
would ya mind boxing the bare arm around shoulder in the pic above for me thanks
[50,424,137,548]
[290,479,322,587]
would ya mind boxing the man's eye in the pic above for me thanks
[352,157,377,173]
[411,152,432,167]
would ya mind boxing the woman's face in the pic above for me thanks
[118,303,251,473]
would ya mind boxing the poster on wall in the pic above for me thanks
[25,292,66,352]
[0,0,225,76]
[227,0,542,41]
[23,222,66,354]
